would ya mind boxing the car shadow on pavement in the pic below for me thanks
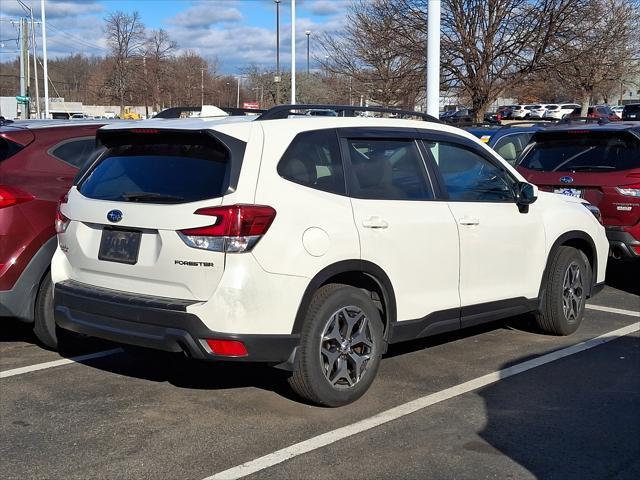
[605,259,640,297]
[475,336,640,480]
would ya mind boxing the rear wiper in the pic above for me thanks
[568,165,616,171]
[121,192,185,202]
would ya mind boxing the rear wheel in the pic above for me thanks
[535,246,590,335]
[288,284,384,407]
[33,272,58,350]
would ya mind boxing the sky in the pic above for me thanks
[0,0,351,73]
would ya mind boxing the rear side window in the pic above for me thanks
[50,137,105,168]
[346,138,433,200]
[277,129,345,195]
[519,131,640,172]
[79,137,231,203]
[493,133,534,165]
[0,137,24,161]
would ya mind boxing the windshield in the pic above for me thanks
[519,131,640,172]
[79,139,231,203]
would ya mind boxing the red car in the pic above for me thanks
[517,123,640,260]
[568,105,620,122]
[1,120,108,348]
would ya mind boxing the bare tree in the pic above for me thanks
[318,0,424,108]
[553,0,640,114]
[145,29,177,111]
[104,11,146,115]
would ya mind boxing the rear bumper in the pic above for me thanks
[606,228,640,260]
[54,280,299,364]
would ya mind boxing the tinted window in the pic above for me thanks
[426,142,516,202]
[51,138,105,169]
[0,138,24,162]
[347,138,433,200]
[79,139,230,203]
[623,104,640,113]
[277,129,345,195]
[519,131,640,172]
[493,133,534,165]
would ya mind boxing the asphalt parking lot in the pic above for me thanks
[1,261,638,480]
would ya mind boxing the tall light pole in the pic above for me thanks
[305,30,311,75]
[274,0,281,105]
[236,76,241,108]
[291,0,296,104]
[201,64,205,106]
[41,0,49,118]
[426,0,441,117]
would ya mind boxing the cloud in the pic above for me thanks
[307,0,343,17]
[167,5,243,28]
[0,0,104,19]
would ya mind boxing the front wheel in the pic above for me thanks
[535,246,590,335]
[288,284,384,407]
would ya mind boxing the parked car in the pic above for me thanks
[528,105,549,119]
[463,124,545,165]
[612,106,625,118]
[569,105,619,121]
[441,108,500,124]
[517,123,640,260]
[497,106,514,120]
[0,121,109,348]
[306,109,338,117]
[510,105,536,119]
[544,103,581,120]
[52,104,607,406]
[622,103,640,121]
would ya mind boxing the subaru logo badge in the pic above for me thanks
[560,176,574,184]
[107,210,123,223]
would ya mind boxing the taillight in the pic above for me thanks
[55,192,70,234]
[616,183,640,198]
[0,186,34,209]
[178,204,276,253]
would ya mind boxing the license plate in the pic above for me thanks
[98,228,142,264]
[554,188,583,198]
[630,114,637,119]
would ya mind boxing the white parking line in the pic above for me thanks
[0,348,122,379]
[586,304,639,317]
[205,322,640,480]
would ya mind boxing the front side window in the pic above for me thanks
[426,141,516,202]
[277,129,345,195]
[346,138,433,200]
[50,137,105,169]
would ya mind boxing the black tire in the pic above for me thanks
[535,246,590,336]
[288,284,384,407]
[33,272,59,350]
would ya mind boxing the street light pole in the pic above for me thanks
[305,30,311,75]
[274,0,281,105]
[426,0,441,117]
[201,65,205,106]
[291,0,296,104]
[41,0,49,118]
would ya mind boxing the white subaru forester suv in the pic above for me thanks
[52,105,608,407]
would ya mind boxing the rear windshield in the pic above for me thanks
[624,104,640,113]
[78,139,231,203]
[519,131,640,172]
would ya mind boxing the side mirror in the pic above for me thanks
[516,182,538,212]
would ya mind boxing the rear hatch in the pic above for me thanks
[517,129,640,226]
[59,128,245,300]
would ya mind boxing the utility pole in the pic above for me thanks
[20,18,30,118]
[31,14,40,117]
[291,0,296,104]
[305,31,311,75]
[426,0,441,117]
[236,77,240,108]
[201,65,205,106]
[143,56,149,118]
[41,0,49,118]
[274,0,281,105]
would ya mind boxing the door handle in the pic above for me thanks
[459,217,480,226]
[362,216,389,229]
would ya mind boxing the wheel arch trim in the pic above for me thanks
[290,260,397,336]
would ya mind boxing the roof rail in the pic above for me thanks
[154,106,265,119]
[499,120,557,129]
[557,116,611,125]
[256,104,441,123]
